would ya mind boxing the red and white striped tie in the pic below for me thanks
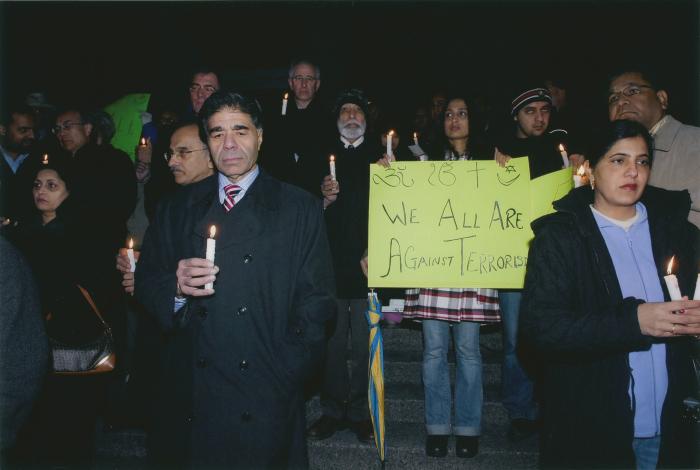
[223,184,242,212]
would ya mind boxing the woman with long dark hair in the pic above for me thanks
[401,93,500,459]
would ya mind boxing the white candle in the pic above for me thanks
[413,132,419,146]
[558,144,570,168]
[205,225,216,290]
[127,238,136,273]
[693,273,700,300]
[387,130,394,161]
[329,155,336,181]
[664,256,683,300]
[573,165,585,188]
[281,93,288,116]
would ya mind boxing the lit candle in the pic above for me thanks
[387,130,394,161]
[281,92,288,116]
[139,137,146,147]
[413,132,419,146]
[693,273,700,300]
[664,256,682,300]
[42,154,49,165]
[205,225,216,290]
[127,238,136,273]
[558,144,570,168]
[573,165,586,188]
[329,155,336,181]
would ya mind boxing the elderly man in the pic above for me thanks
[263,58,331,197]
[607,66,700,235]
[135,90,335,468]
[0,104,36,221]
[307,89,381,444]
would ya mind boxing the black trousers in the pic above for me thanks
[320,298,370,422]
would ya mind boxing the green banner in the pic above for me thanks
[368,158,572,289]
[104,93,151,161]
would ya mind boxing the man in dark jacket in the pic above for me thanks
[306,88,380,444]
[0,104,36,222]
[135,91,336,469]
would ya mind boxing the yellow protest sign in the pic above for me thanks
[530,167,574,222]
[104,93,151,161]
[368,158,533,289]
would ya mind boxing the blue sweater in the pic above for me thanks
[591,202,667,438]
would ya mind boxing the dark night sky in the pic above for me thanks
[1,0,698,128]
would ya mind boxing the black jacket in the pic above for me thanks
[323,137,383,299]
[135,170,336,468]
[521,185,698,468]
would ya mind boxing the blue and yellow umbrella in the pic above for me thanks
[366,289,386,465]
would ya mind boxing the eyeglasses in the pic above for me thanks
[164,148,208,162]
[290,75,317,83]
[189,84,218,94]
[51,121,84,134]
[608,84,654,105]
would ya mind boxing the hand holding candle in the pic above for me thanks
[281,93,288,116]
[205,225,216,291]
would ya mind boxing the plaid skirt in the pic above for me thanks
[403,288,501,323]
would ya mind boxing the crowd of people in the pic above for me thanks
[1,57,699,470]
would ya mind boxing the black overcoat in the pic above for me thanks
[521,185,698,469]
[135,170,336,469]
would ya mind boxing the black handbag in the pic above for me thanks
[48,285,116,375]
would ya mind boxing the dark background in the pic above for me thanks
[2,0,698,130]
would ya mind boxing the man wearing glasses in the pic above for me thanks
[262,58,330,197]
[607,67,700,238]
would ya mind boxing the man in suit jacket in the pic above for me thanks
[135,91,336,469]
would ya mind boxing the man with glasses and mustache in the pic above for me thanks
[307,88,381,444]
[607,67,700,242]
[262,58,331,197]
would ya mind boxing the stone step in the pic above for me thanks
[306,396,509,426]
[308,420,537,469]
[95,418,538,470]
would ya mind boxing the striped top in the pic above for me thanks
[403,288,500,323]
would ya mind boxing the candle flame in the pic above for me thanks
[283,92,288,99]
[329,155,335,162]
[666,256,675,275]
[577,165,586,176]
[558,144,566,152]
[388,130,394,137]
[128,238,134,249]
[42,154,49,164]
[209,225,216,238]
[140,137,146,146]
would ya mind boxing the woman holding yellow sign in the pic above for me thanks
[387,94,501,459]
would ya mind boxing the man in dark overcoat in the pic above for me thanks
[135,91,336,469]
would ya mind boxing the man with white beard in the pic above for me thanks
[307,89,383,444]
